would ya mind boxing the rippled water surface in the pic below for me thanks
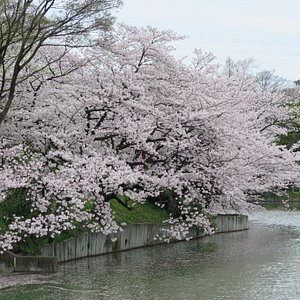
[2,211,300,300]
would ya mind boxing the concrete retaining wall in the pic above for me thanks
[0,214,248,272]
[42,224,169,263]
[216,214,249,233]
[0,251,57,273]
[42,214,248,263]
[0,251,15,274]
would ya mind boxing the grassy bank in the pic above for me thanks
[110,198,169,224]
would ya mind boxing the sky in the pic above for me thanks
[115,0,300,82]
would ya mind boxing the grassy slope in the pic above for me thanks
[110,199,169,224]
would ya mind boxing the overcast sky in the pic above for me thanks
[115,0,300,81]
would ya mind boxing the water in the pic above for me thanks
[2,211,300,300]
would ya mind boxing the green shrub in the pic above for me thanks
[15,236,49,255]
[0,188,30,221]
[0,188,31,234]
[147,189,181,217]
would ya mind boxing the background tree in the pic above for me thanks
[223,57,255,78]
[0,0,122,125]
[255,70,287,93]
[277,81,300,151]
[294,79,300,86]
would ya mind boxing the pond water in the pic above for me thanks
[2,211,300,300]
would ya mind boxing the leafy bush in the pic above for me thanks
[0,188,48,254]
[0,188,31,222]
[0,188,30,234]
[147,189,181,217]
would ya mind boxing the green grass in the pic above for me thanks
[287,190,300,200]
[109,198,169,224]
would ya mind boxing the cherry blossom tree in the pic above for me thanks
[84,25,300,210]
[1,24,300,252]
